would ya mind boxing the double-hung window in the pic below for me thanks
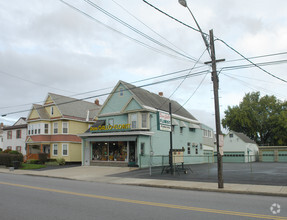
[62,144,68,156]
[44,124,49,134]
[141,113,148,128]
[53,144,58,156]
[62,122,68,134]
[131,114,137,129]
[53,122,58,134]
[16,130,21,139]
[7,131,12,139]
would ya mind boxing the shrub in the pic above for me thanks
[38,153,48,164]
[27,159,40,164]
[8,150,21,154]
[0,148,2,153]
[3,149,12,154]
[56,157,66,165]
[0,153,23,167]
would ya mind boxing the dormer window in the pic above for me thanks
[119,88,124,97]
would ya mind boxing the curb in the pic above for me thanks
[1,170,286,197]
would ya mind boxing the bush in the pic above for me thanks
[56,157,66,165]
[0,148,2,153]
[3,149,12,154]
[27,159,40,164]
[8,150,21,154]
[0,153,23,167]
[38,153,48,164]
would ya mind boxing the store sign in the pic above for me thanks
[90,123,131,132]
[157,111,171,132]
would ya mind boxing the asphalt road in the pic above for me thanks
[110,162,287,186]
[0,173,286,220]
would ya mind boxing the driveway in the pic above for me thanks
[109,162,287,186]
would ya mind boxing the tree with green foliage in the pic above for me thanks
[222,92,287,146]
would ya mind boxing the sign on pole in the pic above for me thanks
[157,111,171,132]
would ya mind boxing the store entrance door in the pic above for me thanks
[128,141,136,166]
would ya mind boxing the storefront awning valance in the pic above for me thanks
[85,136,137,142]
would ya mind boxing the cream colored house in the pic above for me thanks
[26,93,100,162]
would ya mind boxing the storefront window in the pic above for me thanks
[92,142,128,162]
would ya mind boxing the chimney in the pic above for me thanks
[95,99,100,106]
[158,92,163,97]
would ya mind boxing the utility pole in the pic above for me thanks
[205,29,225,188]
[169,102,174,174]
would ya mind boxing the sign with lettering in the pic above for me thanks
[89,123,131,132]
[157,111,171,132]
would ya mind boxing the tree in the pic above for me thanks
[222,92,287,146]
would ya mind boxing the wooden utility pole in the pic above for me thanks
[205,29,225,188]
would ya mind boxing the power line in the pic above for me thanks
[0,65,208,110]
[83,0,200,63]
[0,69,74,94]
[143,0,287,84]
[217,39,287,83]
[59,0,192,63]
[111,0,199,62]
[1,69,209,117]
[225,51,287,63]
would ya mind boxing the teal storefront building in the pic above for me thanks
[79,81,214,167]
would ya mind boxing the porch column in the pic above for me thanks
[40,144,43,153]
[26,144,30,155]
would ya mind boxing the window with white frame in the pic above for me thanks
[119,88,124,96]
[62,144,68,156]
[108,118,114,126]
[44,124,49,134]
[53,122,58,134]
[38,124,41,134]
[62,122,68,134]
[141,113,148,128]
[53,144,58,156]
[131,113,137,129]
[16,130,21,139]
[7,131,12,139]
[16,146,21,153]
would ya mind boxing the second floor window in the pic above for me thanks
[141,113,148,128]
[44,124,49,134]
[62,122,68,134]
[53,122,58,134]
[131,114,137,129]
[7,131,12,139]
[16,130,21,139]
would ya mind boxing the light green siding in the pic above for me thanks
[278,151,287,162]
[262,150,275,162]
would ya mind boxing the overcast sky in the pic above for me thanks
[0,0,287,131]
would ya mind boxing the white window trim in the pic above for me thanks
[141,113,148,129]
[130,113,138,129]
[62,144,69,156]
[62,122,69,134]
[52,144,58,156]
[53,122,58,134]
[44,123,49,134]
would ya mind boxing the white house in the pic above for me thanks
[2,117,27,155]
[223,131,259,162]
[0,123,4,150]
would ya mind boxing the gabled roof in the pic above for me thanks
[120,81,197,121]
[231,131,257,144]
[33,104,50,120]
[48,93,100,120]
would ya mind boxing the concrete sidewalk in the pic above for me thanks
[0,166,286,197]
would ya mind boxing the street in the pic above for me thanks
[0,173,286,220]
